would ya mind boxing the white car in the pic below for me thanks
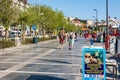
[9,31,21,37]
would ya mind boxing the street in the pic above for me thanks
[0,37,119,80]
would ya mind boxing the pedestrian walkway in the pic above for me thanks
[0,37,119,80]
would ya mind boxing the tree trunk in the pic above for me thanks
[30,25,32,36]
[21,22,25,42]
[5,29,9,41]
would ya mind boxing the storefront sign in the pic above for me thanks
[82,46,106,80]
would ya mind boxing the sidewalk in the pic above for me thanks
[0,37,119,79]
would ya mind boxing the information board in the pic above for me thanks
[82,46,106,80]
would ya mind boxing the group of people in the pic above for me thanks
[58,28,77,50]
[83,31,104,44]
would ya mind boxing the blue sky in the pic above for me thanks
[28,0,120,21]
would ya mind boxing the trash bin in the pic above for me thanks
[33,37,38,43]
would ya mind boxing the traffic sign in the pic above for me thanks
[32,25,37,30]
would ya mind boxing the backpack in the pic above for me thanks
[69,33,73,39]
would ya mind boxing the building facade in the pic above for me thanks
[12,0,29,10]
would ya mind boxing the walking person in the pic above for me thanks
[75,32,77,41]
[100,34,103,44]
[58,28,66,50]
[65,32,68,43]
[68,30,75,50]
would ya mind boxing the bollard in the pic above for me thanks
[90,39,94,48]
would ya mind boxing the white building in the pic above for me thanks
[87,20,94,27]
[108,18,120,28]
[12,0,29,10]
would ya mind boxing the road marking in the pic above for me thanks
[0,70,82,77]
[0,49,55,78]
[0,56,82,61]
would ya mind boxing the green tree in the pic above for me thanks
[24,6,39,36]
[0,0,17,40]
[54,10,66,30]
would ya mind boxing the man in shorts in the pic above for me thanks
[58,28,65,50]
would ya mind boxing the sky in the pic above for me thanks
[28,0,120,21]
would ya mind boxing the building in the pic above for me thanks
[108,18,120,28]
[66,17,94,31]
[12,0,29,10]
[107,17,120,36]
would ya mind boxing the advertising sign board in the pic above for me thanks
[82,46,106,80]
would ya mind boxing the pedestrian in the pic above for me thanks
[100,34,103,44]
[58,28,66,50]
[75,32,77,41]
[64,32,68,43]
[84,32,87,40]
[68,30,75,50]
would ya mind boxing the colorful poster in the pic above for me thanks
[82,46,106,80]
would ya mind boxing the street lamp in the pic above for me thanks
[93,16,96,22]
[93,9,98,27]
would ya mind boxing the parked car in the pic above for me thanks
[9,31,21,37]
[0,30,5,37]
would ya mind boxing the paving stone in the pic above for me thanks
[0,38,119,80]
[0,63,17,70]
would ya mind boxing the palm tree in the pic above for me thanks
[101,20,105,26]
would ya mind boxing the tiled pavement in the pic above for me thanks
[0,37,119,80]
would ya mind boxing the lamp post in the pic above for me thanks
[93,16,95,21]
[105,0,110,51]
[93,9,98,27]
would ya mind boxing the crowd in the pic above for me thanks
[57,28,120,50]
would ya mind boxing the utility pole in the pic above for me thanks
[105,0,110,51]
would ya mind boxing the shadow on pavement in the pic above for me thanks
[34,46,58,49]
[38,59,72,64]
[106,73,115,79]
[26,75,66,80]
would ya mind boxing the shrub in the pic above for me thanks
[50,36,57,39]
[0,36,57,48]
[0,40,15,49]
[22,38,33,44]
